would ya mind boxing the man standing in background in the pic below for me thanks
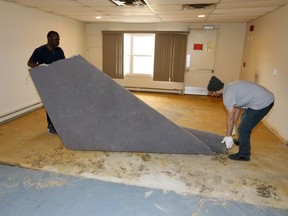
[27,31,65,134]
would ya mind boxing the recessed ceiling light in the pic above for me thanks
[95,16,102,20]
[198,15,206,18]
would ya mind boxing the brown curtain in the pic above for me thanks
[153,33,187,82]
[102,32,124,79]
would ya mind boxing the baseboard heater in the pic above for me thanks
[184,86,209,95]
[0,102,43,124]
[125,86,183,94]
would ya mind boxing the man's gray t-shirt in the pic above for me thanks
[223,80,275,110]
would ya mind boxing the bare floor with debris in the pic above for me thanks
[0,93,287,209]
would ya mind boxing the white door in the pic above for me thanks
[184,29,217,95]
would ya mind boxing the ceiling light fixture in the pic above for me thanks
[198,15,206,18]
[95,16,102,20]
[109,0,147,7]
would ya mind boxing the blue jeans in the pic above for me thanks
[237,102,274,158]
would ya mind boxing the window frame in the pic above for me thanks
[124,33,155,76]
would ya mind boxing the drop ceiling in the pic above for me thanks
[3,0,288,23]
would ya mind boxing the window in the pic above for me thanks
[124,33,155,76]
[102,31,188,82]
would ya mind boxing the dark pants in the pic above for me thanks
[46,111,53,126]
[237,102,274,158]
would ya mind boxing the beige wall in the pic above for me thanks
[0,0,86,120]
[86,22,246,91]
[241,4,288,141]
[214,24,246,82]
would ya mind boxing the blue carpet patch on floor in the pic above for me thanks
[0,164,287,216]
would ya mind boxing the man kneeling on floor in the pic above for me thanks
[207,76,275,161]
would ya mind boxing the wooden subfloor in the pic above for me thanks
[0,92,287,209]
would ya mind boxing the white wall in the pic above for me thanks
[240,4,288,141]
[86,22,246,91]
[0,0,86,122]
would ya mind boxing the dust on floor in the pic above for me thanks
[0,93,287,209]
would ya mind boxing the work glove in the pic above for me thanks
[221,136,234,149]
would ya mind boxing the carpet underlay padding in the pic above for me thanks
[29,56,226,155]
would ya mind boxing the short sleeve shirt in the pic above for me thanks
[223,80,275,110]
[28,45,65,65]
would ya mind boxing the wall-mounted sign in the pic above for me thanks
[193,43,203,50]
[203,25,214,30]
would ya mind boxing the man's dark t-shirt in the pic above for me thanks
[29,45,65,65]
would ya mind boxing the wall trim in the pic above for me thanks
[0,102,43,124]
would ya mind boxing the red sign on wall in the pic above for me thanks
[193,43,203,50]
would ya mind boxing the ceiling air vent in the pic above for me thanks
[109,0,147,7]
[182,3,215,10]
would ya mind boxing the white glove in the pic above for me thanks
[232,124,236,136]
[221,136,234,149]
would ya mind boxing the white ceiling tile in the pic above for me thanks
[76,0,114,7]
[146,0,220,5]
[149,5,182,11]
[91,6,153,12]
[3,0,288,23]
[214,7,277,14]
[156,9,210,15]
[159,17,205,23]
[13,0,82,7]
[45,6,95,13]
[113,15,161,23]
[158,14,200,18]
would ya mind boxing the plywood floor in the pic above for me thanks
[0,93,287,209]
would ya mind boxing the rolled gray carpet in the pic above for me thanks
[29,56,226,155]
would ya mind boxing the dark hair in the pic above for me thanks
[47,31,59,38]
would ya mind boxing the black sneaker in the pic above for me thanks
[228,153,250,161]
[47,124,57,135]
